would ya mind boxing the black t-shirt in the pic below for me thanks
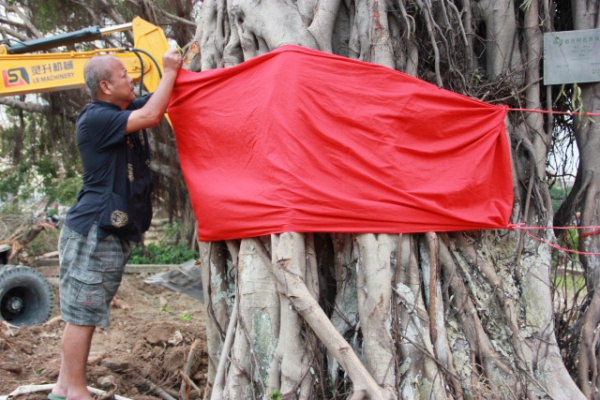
[65,95,153,242]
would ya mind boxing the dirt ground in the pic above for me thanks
[0,272,208,400]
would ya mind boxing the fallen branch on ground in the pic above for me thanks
[0,383,132,400]
[180,338,202,398]
[135,375,177,400]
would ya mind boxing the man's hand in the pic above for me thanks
[163,48,182,74]
[126,48,183,133]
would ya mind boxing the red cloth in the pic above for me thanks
[169,45,513,241]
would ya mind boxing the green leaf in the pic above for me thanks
[180,313,192,322]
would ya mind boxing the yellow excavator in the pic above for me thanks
[0,16,170,98]
[0,17,173,327]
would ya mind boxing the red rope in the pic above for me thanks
[509,108,600,117]
[503,107,599,250]
[507,223,600,256]
[580,229,600,239]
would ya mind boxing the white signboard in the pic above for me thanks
[544,29,600,85]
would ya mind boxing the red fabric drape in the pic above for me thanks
[169,45,513,241]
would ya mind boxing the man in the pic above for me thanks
[49,48,182,400]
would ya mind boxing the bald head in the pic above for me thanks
[84,55,122,98]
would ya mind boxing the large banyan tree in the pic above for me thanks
[185,0,599,399]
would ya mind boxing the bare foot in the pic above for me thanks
[110,295,132,310]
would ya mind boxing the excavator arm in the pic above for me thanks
[0,17,170,98]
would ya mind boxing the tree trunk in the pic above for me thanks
[554,2,600,398]
[190,0,594,398]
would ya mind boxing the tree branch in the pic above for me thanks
[414,0,442,86]
[6,3,43,38]
[0,98,48,114]
[0,19,30,41]
[272,232,385,400]
[307,0,341,52]
[425,232,439,344]
[156,8,197,27]
[0,16,26,30]
[210,287,238,400]
[355,233,396,395]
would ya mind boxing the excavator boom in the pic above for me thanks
[0,17,169,98]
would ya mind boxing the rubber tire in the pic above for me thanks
[0,265,55,326]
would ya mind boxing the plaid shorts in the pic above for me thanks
[58,222,132,327]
